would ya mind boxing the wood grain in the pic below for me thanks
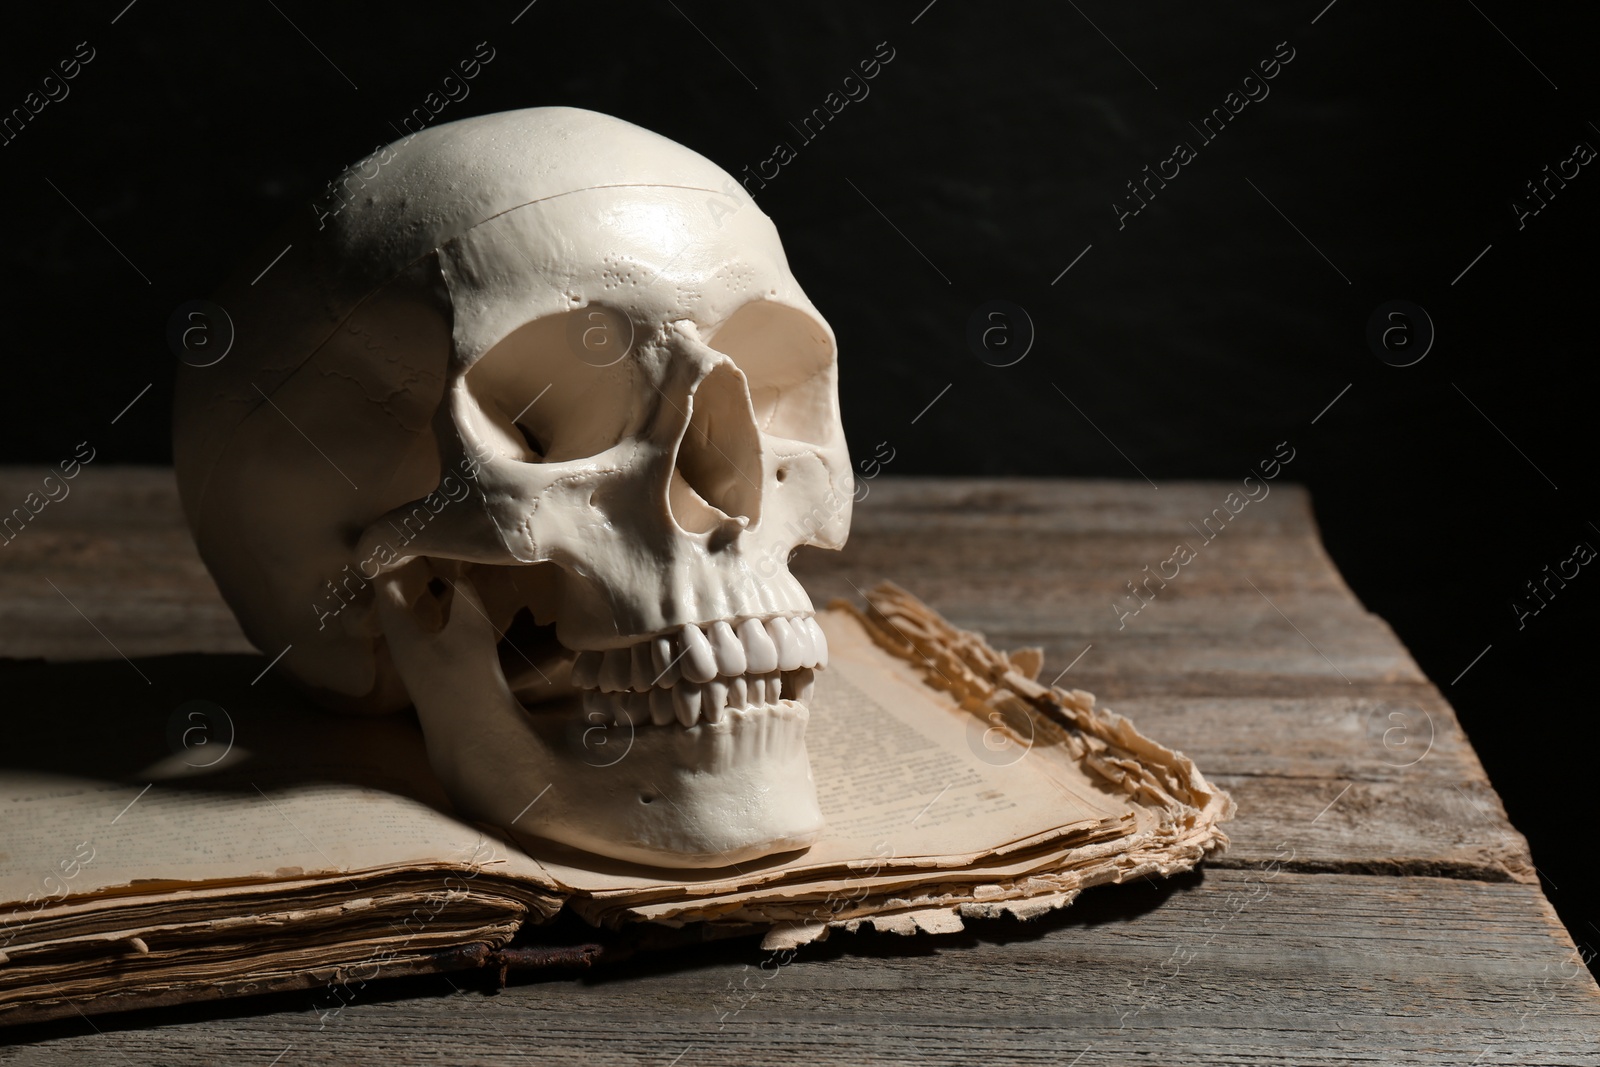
[1,469,1595,1065]
[1,874,1594,1066]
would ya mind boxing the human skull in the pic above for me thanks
[174,108,852,868]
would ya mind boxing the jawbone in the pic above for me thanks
[375,568,825,868]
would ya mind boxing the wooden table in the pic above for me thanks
[2,469,1596,1065]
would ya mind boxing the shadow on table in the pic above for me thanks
[0,652,451,804]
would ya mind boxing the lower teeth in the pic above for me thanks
[578,665,816,727]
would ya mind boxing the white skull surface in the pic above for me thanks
[173,107,852,868]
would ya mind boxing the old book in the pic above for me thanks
[0,584,1232,1025]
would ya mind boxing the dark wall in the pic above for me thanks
[3,2,1595,965]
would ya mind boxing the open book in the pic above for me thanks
[0,585,1232,1025]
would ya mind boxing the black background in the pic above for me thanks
[2,2,1595,972]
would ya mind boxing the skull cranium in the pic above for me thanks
[174,108,852,867]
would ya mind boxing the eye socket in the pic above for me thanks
[465,307,641,464]
[707,301,836,445]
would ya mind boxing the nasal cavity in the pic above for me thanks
[669,362,763,534]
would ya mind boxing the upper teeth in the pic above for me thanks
[569,615,828,728]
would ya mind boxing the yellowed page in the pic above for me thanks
[0,678,556,942]
[530,608,1136,895]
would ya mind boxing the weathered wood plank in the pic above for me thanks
[0,468,249,661]
[2,468,1595,1063]
[1,873,1594,1065]
[1104,692,1533,881]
